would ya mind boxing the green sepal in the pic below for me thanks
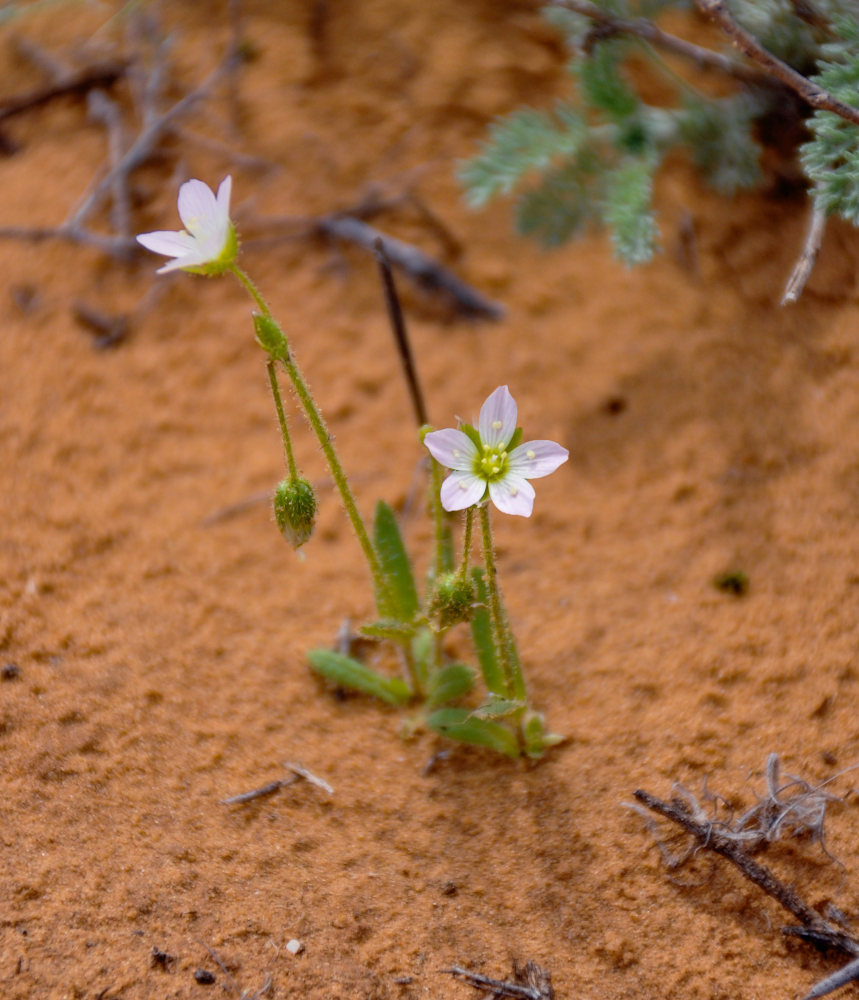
[373,501,419,621]
[426,663,476,710]
[469,567,506,696]
[360,620,417,643]
[508,427,523,450]
[307,649,411,706]
[470,696,525,721]
[522,711,565,759]
[427,707,519,757]
[460,423,481,450]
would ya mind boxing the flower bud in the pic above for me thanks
[273,477,317,549]
[429,572,477,630]
[253,313,288,359]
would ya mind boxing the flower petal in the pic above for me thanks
[509,440,569,480]
[177,178,220,236]
[489,475,535,517]
[424,428,477,471]
[136,230,198,256]
[216,175,233,215]
[440,471,486,511]
[479,385,517,448]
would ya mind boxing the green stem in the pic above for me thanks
[429,454,448,579]
[267,360,298,479]
[457,505,474,582]
[232,265,395,615]
[232,264,269,315]
[478,503,526,702]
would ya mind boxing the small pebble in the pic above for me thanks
[1,663,20,681]
[194,968,216,985]
[286,938,304,955]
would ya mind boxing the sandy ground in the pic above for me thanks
[1,2,859,998]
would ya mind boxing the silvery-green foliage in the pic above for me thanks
[461,0,859,266]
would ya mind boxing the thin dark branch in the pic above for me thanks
[67,53,239,230]
[0,59,129,124]
[801,956,859,1000]
[374,237,429,427]
[443,963,553,1000]
[550,0,770,84]
[317,215,505,320]
[695,0,859,126]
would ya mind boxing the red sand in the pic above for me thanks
[1,3,858,998]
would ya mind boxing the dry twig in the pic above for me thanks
[444,962,554,1000]
[633,759,859,1000]
[694,0,859,126]
[782,205,827,305]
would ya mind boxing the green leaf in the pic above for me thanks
[360,620,416,643]
[459,105,587,208]
[411,626,435,691]
[470,697,525,721]
[307,649,411,706]
[522,711,564,759]
[577,40,638,121]
[800,19,859,224]
[373,501,419,621]
[426,663,476,709]
[469,567,506,696]
[427,707,519,757]
[602,157,658,264]
[516,158,598,248]
[679,95,762,195]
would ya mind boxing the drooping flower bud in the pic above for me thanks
[429,572,477,630]
[273,477,317,550]
[253,312,288,359]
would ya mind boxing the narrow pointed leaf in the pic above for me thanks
[426,663,476,709]
[373,501,419,621]
[307,649,411,705]
[360,620,417,643]
[470,697,524,720]
[427,707,519,757]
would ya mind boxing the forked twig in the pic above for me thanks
[551,0,769,84]
[634,766,859,1000]
[694,0,859,126]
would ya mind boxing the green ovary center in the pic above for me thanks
[475,444,508,482]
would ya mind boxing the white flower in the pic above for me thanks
[136,176,236,275]
[424,385,569,517]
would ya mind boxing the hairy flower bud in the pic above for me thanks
[253,313,288,359]
[429,572,477,630]
[273,477,317,549]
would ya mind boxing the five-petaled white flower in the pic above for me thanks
[136,176,237,275]
[424,385,569,517]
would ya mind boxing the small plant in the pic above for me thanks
[137,176,569,758]
[460,0,859,300]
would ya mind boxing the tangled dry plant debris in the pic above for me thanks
[0,7,503,329]
[632,755,859,1000]
[444,960,554,1000]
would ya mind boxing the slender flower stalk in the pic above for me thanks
[267,360,298,480]
[236,268,395,614]
[479,503,526,702]
[458,505,474,582]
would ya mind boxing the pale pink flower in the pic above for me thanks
[136,176,236,275]
[424,385,568,517]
